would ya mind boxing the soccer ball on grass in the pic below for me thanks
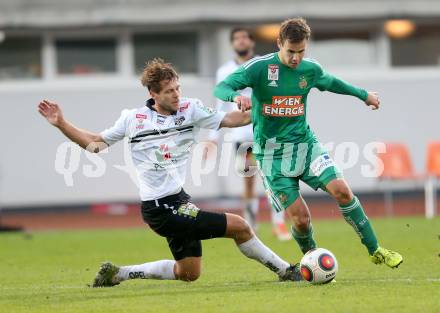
[300,248,338,284]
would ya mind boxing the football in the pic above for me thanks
[300,248,338,284]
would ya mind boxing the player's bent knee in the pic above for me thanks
[334,187,352,204]
[329,182,353,204]
[240,218,253,237]
[175,267,200,282]
[286,197,311,231]
[179,272,200,282]
[296,214,311,231]
[175,257,201,282]
[234,216,253,239]
[225,214,254,242]
[291,210,310,232]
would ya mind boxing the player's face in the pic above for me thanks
[151,79,181,114]
[232,31,255,57]
[277,38,307,69]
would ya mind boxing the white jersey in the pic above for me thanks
[216,59,253,143]
[101,97,225,201]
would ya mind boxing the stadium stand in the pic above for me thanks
[425,142,440,218]
[377,143,422,216]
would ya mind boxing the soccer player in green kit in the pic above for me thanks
[214,18,403,270]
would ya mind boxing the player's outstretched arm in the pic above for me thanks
[325,78,380,110]
[315,66,374,106]
[38,99,108,153]
[219,110,251,128]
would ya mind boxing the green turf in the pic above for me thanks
[0,216,439,313]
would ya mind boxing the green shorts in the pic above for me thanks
[256,142,342,212]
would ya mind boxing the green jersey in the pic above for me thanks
[214,52,368,159]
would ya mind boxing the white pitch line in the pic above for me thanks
[427,278,440,282]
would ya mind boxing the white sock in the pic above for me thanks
[244,198,259,230]
[238,236,290,276]
[116,260,176,281]
[271,209,285,226]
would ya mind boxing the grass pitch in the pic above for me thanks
[0,216,439,313]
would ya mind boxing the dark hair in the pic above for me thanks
[141,58,179,93]
[279,18,311,43]
[230,27,255,42]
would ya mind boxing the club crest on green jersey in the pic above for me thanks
[299,75,308,89]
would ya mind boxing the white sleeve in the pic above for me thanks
[215,66,234,112]
[192,99,226,130]
[100,109,130,146]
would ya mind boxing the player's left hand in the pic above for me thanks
[365,92,380,110]
[233,95,252,112]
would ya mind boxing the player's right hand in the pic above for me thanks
[233,95,252,112]
[38,99,64,127]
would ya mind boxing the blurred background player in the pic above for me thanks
[0,170,23,232]
[210,27,291,240]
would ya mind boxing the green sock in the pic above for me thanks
[340,196,379,255]
[291,224,317,254]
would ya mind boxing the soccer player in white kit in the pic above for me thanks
[38,58,303,286]
[213,28,290,240]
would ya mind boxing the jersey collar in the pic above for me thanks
[145,98,177,116]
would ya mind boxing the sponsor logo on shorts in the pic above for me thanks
[263,96,304,117]
[310,154,334,177]
[177,203,200,218]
